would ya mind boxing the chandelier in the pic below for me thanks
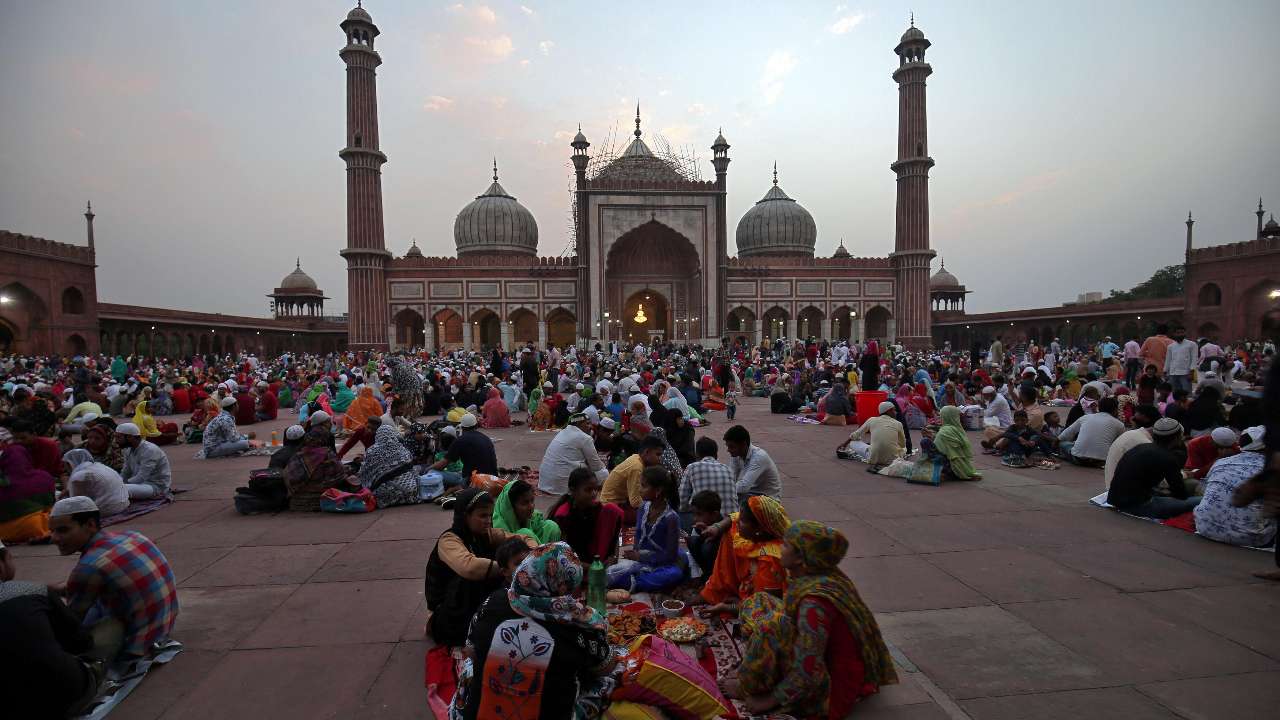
[634,304,647,324]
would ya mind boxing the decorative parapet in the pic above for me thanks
[1187,237,1279,262]
[0,231,95,264]
[727,255,893,270]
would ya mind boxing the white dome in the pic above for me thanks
[453,165,538,255]
[279,261,318,290]
[734,170,817,258]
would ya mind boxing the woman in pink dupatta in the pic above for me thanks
[480,387,511,428]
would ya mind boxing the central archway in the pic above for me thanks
[621,289,670,344]
[605,220,701,340]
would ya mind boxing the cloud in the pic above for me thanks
[519,58,531,66]
[423,95,455,111]
[659,124,697,144]
[658,89,670,97]
[489,96,508,109]
[449,3,497,24]
[465,34,515,60]
[553,130,575,141]
[759,51,797,105]
[687,103,710,116]
[520,5,534,15]
[538,40,555,55]
[828,10,865,35]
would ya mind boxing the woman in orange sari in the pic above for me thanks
[702,375,727,412]
[343,386,383,432]
[699,494,790,613]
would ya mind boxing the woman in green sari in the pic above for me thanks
[925,405,982,481]
[493,479,561,543]
[110,356,129,383]
[331,382,356,413]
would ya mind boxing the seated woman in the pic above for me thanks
[459,542,615,720]
[425,488,535,647]
[480,387,511,429]
[330,381,356,416]
[608,466,686,592]
[82,421,124,473]
[342,386,382,434]
[0,440,56,543]
[358,425,423,508]
[770,378,798,414]
[283,428,356,511]
[920,406,983,481]
[493,479,561,543]
[703,376,727,412]
[549,468,624,563]
[526,382,552,430]
[699,495,791,613]
[133,397,177,446]
[728,521,899,717]
[63,448,129,517]
[820,382,853,426]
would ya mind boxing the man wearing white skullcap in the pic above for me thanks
[1184,426,1241,481]
[202,395,250,458]
[114,423,172,499]
[838,399,906,471]
[48,495,178,664]
[1194,425,1276,548]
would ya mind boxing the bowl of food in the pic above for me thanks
[658,616,708,643]
[660,599,685,618]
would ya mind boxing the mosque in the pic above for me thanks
[340,4,939,352]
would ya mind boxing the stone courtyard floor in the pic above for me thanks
[11,396,1280,719]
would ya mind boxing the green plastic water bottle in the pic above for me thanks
[587,560,607,613]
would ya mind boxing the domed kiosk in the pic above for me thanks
[269,260,328,318]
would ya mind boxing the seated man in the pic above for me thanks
[1107,418,1200,519]
[601,435,666,525]
[115,422,173,500]
[202,396,250,458]
[1194,426,1275,548]
[1184,426,1239,482]
[686,490,724,583]
[838,401,905,472]
[233,387,257,426]
[1058,397,1126,467]
[0,539,102,718]
[254,381,279,422]
[48,497,179,663]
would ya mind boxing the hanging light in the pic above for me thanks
[634,303,647,324]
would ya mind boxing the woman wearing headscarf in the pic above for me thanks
[821,382,853,426]
[0,437,57,543]
[358,424,422,508]
[699,495,791,613]
[770,375,796,414]
[62,448,129,516]
[460,543,615,720]
[493,478,561,543]
[910,382,937,420]
[923,405,983,481]
[82,420,124,473]
[663,406,697,466]
[645,426,684,476]
[480,387,511,429]
[425,488,533,647]
[110,356,129,383]
[527,382,552,431]
[342,386,382,432]
[330,381,356,415]
[284,427,354,512]
[663,385,694,420]
[728,521,898,717]
[859,340,881,391]
[131,396,177,445]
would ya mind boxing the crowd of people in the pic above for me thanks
[2,309,1279,717]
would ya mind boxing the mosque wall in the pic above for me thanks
[0,231,100,356]
[1184,238,1280,342]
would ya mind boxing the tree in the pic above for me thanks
[1104,264,1184,302]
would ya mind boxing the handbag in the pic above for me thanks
[320,486,377,513]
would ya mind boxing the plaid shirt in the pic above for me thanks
[678,457,738,513]
[67,530,179,657]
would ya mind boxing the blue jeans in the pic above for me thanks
[205,438,250,457]
[1168,374,1192,393]
[1123,495,1201,520]
[439,470,465,488]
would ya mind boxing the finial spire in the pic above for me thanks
[1187,211,1193,222]
[772,161,778,186]
[85,201,92,213]
[634,102,642,139]
[910,11,915,27]
[1260,197,1265,212]
[940,256,945,268]
[492,157,499,182]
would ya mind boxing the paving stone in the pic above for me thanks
[1038,541,1242,592]
[239,579,424,648]
[961,686,1180,720]
[158,515,277,550]
[11,551,79,585]
[357,507,454,542]
[245,512,382,546]
[826,518,916,557]
[835,486,1027,518]
[182,544,342,588]
[877,605,1106,699]
[1005,595,1278,684]
[986,482,1094,507]
[1136,670,1280,719]
[357,640,434,719]
[842,555,989,612]
[159,545,234,584]
[865,513,1023,553]
[310,539,432,582]
[841,702,952,719]
[110,520,196,542]
[157,644,394,719]
[111,649,228,720]
[143,499,227,523]
[923,548,1117,603]
[174,585,299,650]
[1136,584,1280,660]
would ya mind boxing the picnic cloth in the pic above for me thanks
[75,640,183,719]
[786,415,821,425]
[191,446,279,460]
[1088,492,1275,552]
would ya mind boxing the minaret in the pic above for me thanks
[711,128,731,341]
[1257,198,1266,239]
[890,16,936,349]
[1185,212,1194,256]
[83,201,95,253]
[338,3,391,349]
[570,125,591,342]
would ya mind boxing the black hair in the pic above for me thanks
[641,466,678,505]
[548,467,597,517]
[640,435,667,453]
[69,510,102,527]
[694,436,718,459]
[1012,409,1028,419]
[495,538,531,569]
[1132,403,1160,427]
[507,479,533,504]
[722,424,751,445]
[1171,388,1190,401]
[1099,397,1119,415]
[690,490,721,514]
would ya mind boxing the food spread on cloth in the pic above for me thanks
[608,611,657,645]
[657,616,707,643]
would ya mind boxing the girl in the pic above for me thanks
[548,468,624,563]
[493,479,561,544]
[607,466,686,593]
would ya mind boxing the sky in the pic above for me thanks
[2,1,1278,316]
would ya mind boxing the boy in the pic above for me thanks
[1039,410,1063,455]
[995,409,1039,467]
[725,381,739,422]
[495,538,531,579]
[687,490,723,585]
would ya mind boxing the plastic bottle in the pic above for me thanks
[270,430,280,446]
[587,560,607,613]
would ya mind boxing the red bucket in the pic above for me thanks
[854,390,888,425]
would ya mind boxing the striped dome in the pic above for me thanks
[734,170,817,258]
[453,164,538,256]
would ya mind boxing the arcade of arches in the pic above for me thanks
[406,306,579,352]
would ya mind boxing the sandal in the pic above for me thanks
[439,496,457,511]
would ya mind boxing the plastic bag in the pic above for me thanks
[320,486,377,513]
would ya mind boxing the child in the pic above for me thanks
[495,537,532,580]
[725,382,739,422]
[687,490,723,584]
[547,467,624,564]
[995,409,1039,468]
[1039,410,1063,455]
[607,467,686,592]
[1136,364,1160,405]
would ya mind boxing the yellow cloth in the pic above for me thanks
[602,453,644,508]
[132,401,161,437]
[0,509,51,544]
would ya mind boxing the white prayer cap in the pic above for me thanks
[599,417,616,430]
[310,410,331,423]
[285,424,306,441]
[51,496,99,517]
[220,396,239,408]
[442,426,460,437]
[576,383,585,390]
[1210,427,1238,448]
[878,401,895,415]
[115,422,141,436]
[982,386,996,394]
[459,413,478,428]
